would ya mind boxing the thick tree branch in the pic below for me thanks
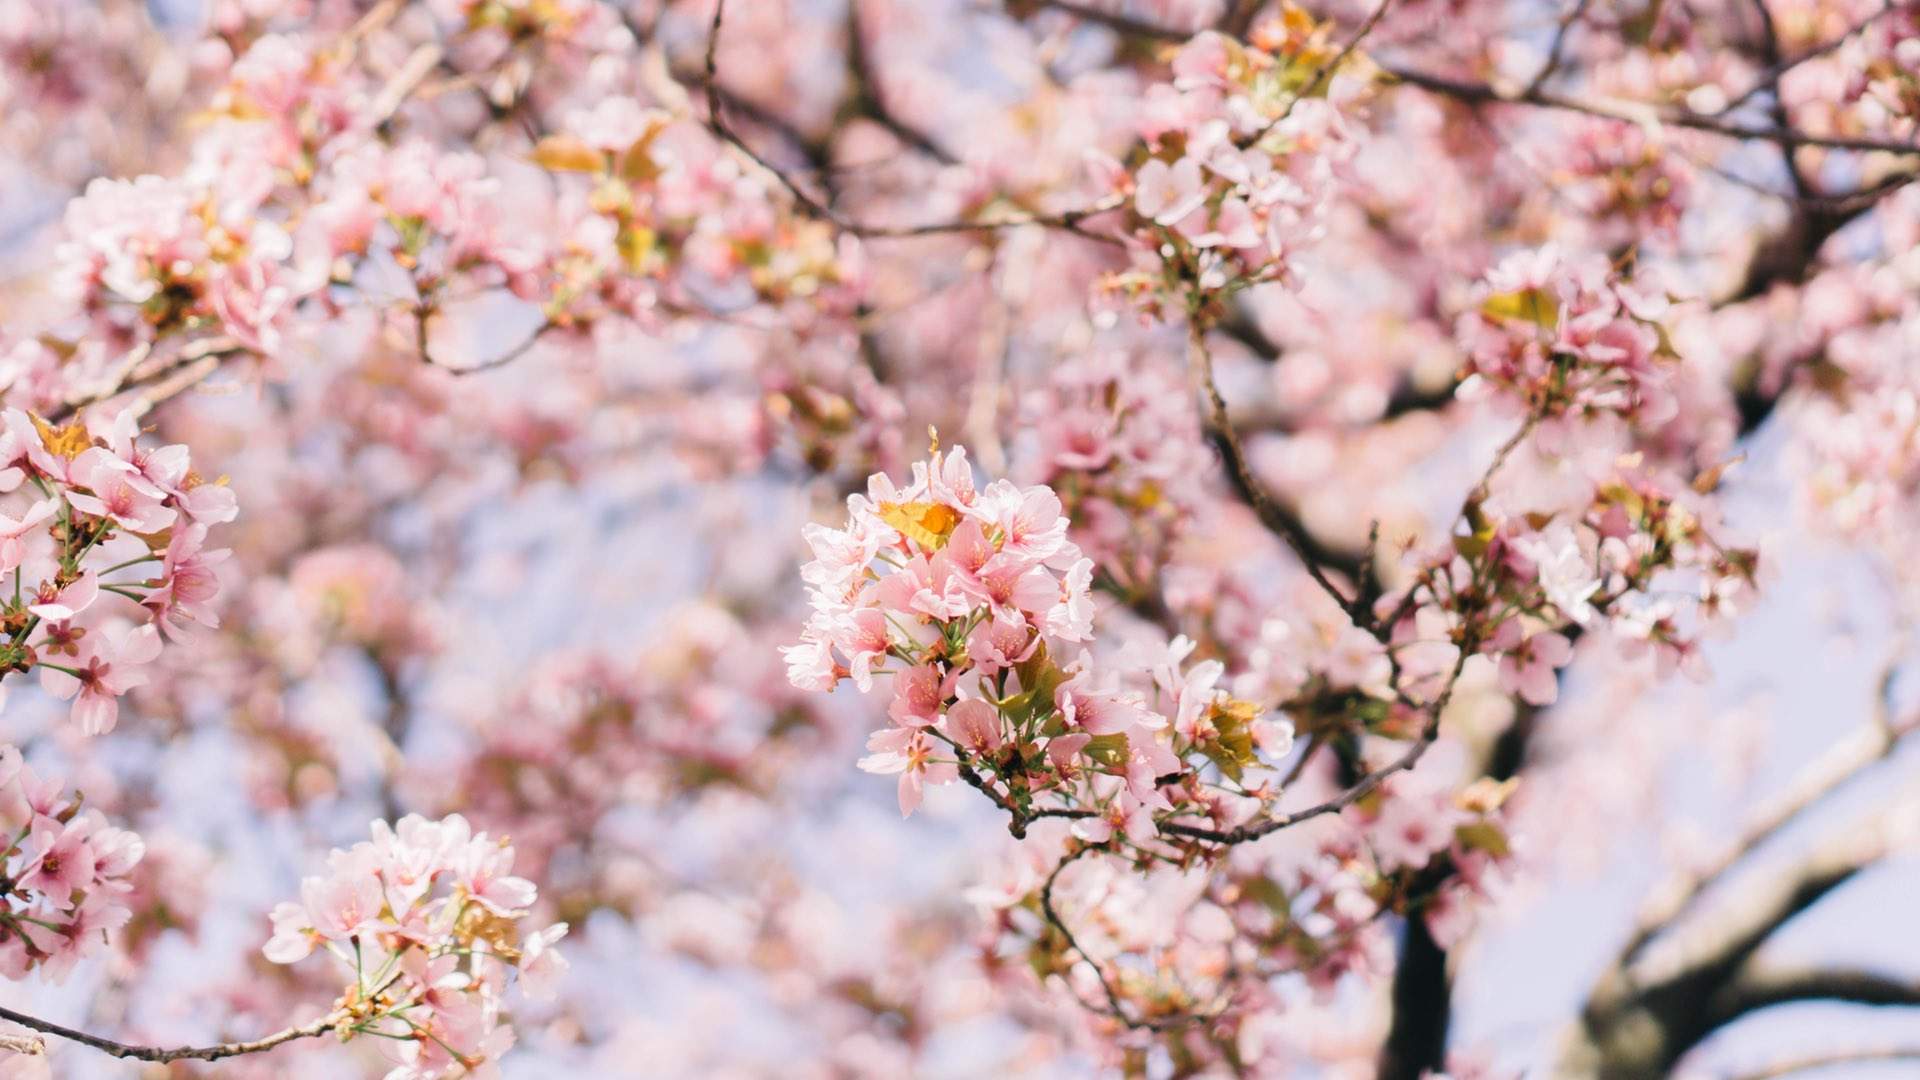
[1570,792,1916,1077]
[45,336,246,425]
[1713,966,1920,1021]
[1378,915,1451,1080]
[1620,672,1907,965]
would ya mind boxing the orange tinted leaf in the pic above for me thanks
[30,414,91,459]
[878,501,962,551]
[1692,453,1746,494]
[531,134,607,173]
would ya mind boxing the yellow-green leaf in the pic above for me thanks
[1480,287,1560,330]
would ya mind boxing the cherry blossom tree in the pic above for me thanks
[0,0,1916,1077]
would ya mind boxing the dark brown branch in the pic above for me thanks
[1721,171,1911,305]
[1715,3,1895,117]
[704,0,1125,241]
[844,1,958,165]
[1572,801,1907,1077]
[1384,64,1920,157]
[1714,967,1920,1020]
[1023,0,1919,156]
[1564,656,1912,1076]
[1376,697,1543,1079]
[1216,0,1263,37]
[1189,320,1366,618]
[1178,318,1536,847]
[1377,915,1451,1080]
[0,1004,347,1065]
[1020,0,1189,41]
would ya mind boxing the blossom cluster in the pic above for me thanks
[1095,15,1371,318]
[972,771,1516,1063]
[530,98,862,326]
[1376,457,1756,708]
[264,814,567,1080]
[6,15,887,482]
[0,407,233,733]
[443,601,833,910]
[785,445,1304,847]
[1013,350,1212,599]
[1789,329,1920,602]
[0,746,144,982]
[1456,246,1681,426]
[1845,6,1920,124]
[1553,119,1693,241]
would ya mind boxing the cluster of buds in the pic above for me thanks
[0,746,144,982]
[263,814,568,1080]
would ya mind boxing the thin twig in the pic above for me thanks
[1169,341,1539,845]
[1239,0,1398,148]
[1526,0,1595,94]
[1160,646,1471,845]
[1038,846,1219,1032]
[1018,4,1920,158]
[1021,0,1905,162]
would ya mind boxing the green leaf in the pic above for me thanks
[1083,733,1130,769]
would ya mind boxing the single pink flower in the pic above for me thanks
[38,623,163,734]
[18,817,98,908]
[945,699,1002,754]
